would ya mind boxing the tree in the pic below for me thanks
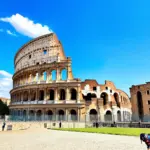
[0,99,9,116]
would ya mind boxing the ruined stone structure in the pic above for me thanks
[9,33,132,122]
[130,82,150,122]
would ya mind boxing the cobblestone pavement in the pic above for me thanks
[0,128,147,150]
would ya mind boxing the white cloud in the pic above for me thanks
[0,70,12,98]
[0,13,53,38]
[6,30,17,36]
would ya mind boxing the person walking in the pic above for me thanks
[59,121,62,128]
[140,133,150,150]
[2,122,6,131]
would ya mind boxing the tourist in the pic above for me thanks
[2,122,6,131]
[140,133,150,150]
[59,121,62,128]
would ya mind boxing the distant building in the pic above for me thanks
[9,33,132,122]
[130,82,150,122]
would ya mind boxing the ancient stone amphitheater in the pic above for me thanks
[9,33,132,122]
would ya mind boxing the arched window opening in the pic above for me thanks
[39,90,44,100]
[36,72,39,82]
[70,88,77,100]
[49,89,55,100]
[36,110,42,121]
[47,110,53,120]
[52,70,56,81]
[58,110,65,121]
[43,71,47,81]
[114,93,120,108]
[29,110,34,121]
[23,110,27,120]
[100,92,108,105]
[61,69,67,80]
[91,93,97,98]
[89,109,98,121]
[31,91,36,101]
[70,109,77,121]
[137,91,144,121]
[117,111,121,122]
[60,89,66,100]
[85,93,92,101]
[23,91,28,101]
[104,110,112,122]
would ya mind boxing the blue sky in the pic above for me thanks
[0,0,150,97]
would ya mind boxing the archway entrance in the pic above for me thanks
[47,110,53,120]
[70,109,77,121]
[89,109,98,121]
[36,110,42,121]
[58,110,65,121]
[104,111,112,122]
[137,91,144,121]
[100,92,108,105]
[117,111,121,122]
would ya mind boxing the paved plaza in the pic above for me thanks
[0,128,146,150]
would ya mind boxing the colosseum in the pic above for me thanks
[9,33,132,122]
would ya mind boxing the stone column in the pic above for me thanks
[65,108,68,121]
[36,89,39,101]
[44,88,47,104]
[78,108,80,122]
[56,68,61,81]
[38,71,41,83]
[47,70,52,83]
[54,88,58,103]
[67,64,73,81]
[77,85,80,103]
[66,88,70,100]
[28,90,31,104]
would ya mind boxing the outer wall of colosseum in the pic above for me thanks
[9,33,132,123]
[130,82,150,122]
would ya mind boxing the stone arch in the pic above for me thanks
[29,110,35,120]
[35,72,39,81]
[61,68,67,80]
[137,91,144,121]
[51,70,56,81]
[70,88,77,100]
[23,110,27,120]
[86,93,92,101]
[39,90,44,100]
[117,110,121,122]
[104,110,112,122]
[49,89,55,100]
[47,110,53,120]
[100,92,108,105]
[58,109,65,121]
[23,91,28,101]
[91,93,97,98]
[89,109,98,121]
[60,89,66,100]
[36,110,42,120]
[114,93,120,107]
[31,91,36,101]
[43,71,47,81]
[70,109,77,121]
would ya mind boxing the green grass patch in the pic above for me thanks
[51,127,150,136]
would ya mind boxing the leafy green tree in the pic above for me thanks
[0,99,9,116]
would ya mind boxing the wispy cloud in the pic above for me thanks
[0,13,53,38]
[6,30,17,36]
[0,70,12,98]
[0,29,3,32]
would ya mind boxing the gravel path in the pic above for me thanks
[0,128,147,150]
